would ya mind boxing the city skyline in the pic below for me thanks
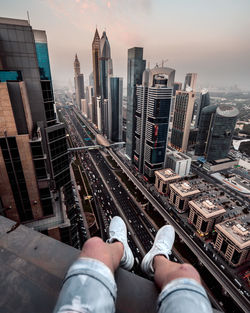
[1,0,250,90]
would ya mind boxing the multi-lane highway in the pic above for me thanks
[62,106,171,268]
[62,105,249,312]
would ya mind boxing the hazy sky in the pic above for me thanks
[1,0,250,90]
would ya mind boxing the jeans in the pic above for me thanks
[53,258,213,313]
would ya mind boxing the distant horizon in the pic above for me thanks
[1,0,250,90]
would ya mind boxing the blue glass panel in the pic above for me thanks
[0,71,22,82]
[35,43,51,80]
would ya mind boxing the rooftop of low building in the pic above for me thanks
[155,168,180,182]
[189,198,226,219]
[215,215,250,250]
[170,180,200,197]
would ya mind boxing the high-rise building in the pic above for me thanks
[85,85,94,121]
[170,89,195,152]
[92,29,100,97]
[183,73,197,91]
[89,72,94,87]
[0,17,75,245]
[108,77,123,142]
[195,89,210,128]
[134,67,175,180]
[96,96,102,132]
[195,105,239,161]
[74,54,85,111]
[173,82,182,96]
[99,31,112,100]
[99,31,113,137]
[126,47,146,161]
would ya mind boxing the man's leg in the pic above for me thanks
[141,225,213,313]
[154,256,201,289]
[53,216,134,313]
[80,236,123,273]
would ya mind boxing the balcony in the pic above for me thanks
[0,216,221,313]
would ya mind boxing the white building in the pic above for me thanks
[165,147,191,177]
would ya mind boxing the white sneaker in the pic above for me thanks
[107,216,134,270]
[141,225,175,278]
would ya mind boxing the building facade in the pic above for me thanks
[195,105,239,161]
[99,31,113,137]
[214,216,250,267]
[170,89,195,152]
[195,88,210,128]
[173,82,182,96]
[188,198,226,236]
[134,67,175,180]
[155,168,180,195]
[108,77,123,142]
[183,73,197,91]
[165,147,191,177]
[169,181,200,213]
[126,47,146,161]
[74,54,85,111]
[0,17,76,246]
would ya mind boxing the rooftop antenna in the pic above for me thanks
[27,11,30,25]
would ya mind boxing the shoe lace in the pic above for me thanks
[155,240,172,256]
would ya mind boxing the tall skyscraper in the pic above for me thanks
[99,31,113,100]
[92,29,100,97]
[92,29,101,125]
[195,88,210,128]
[0,17,75,244]
[108,77,123,142]
[173,82,182,96]
[170,88,195,152]
[184,73,197,91]
[85,85,94,121]
[99,31,113,136]
[74,54,85,110]
[126,47,146,161]
[134,67,175,180]
[89,72,94,87]
[195,105,239,161]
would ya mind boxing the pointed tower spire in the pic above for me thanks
[74,53,80,76]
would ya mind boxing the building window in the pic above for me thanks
[179,199,184,210]
[221,240,228,255]
[201,220,208,233]
[0,137,33,222]
[231,250,241,265]
[162,183,166,193]
[173,193,176,204]
[193,213,198,226]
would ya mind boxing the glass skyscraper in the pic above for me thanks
[134,67,175,180]
[195,89,210,128]
[0,17,77,246]
[108,77,123,142]
[126,47,146,161]
[195,104,239,161]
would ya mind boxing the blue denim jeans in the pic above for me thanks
[53,258,213,313]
